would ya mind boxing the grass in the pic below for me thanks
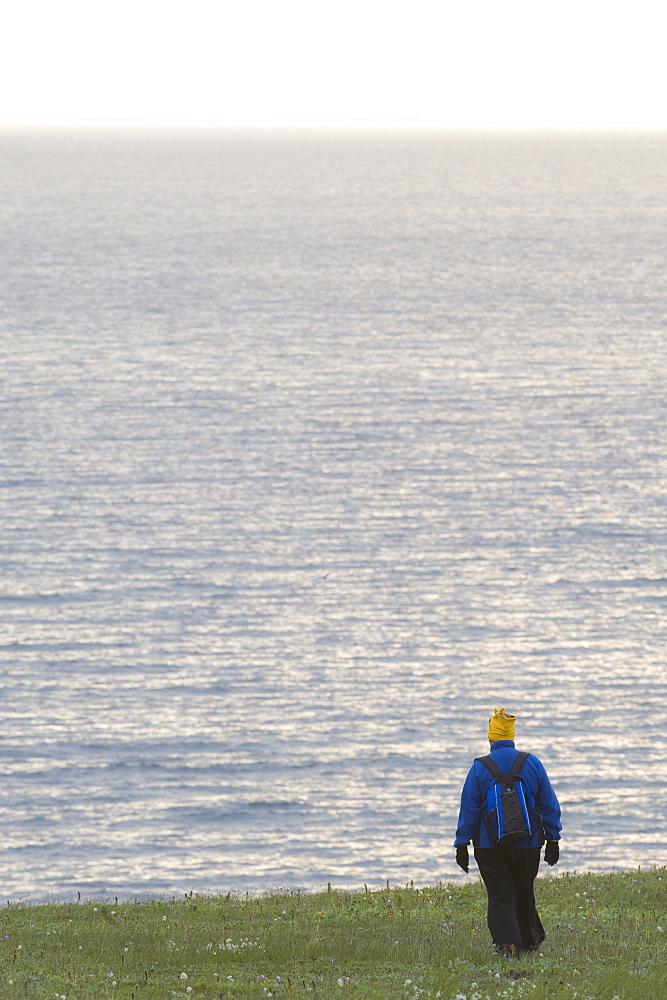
[1,869,666,999]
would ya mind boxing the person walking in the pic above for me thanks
[454,708,561,955]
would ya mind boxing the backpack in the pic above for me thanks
[475,751,538,847]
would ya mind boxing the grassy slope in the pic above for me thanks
[1,869,666,999]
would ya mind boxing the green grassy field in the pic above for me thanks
[1,869,666,999]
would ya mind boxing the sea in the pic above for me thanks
[1,126,666,902]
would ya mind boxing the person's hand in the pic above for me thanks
[456,845,469,872]
[544,841,559,866]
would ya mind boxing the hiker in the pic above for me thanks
[454,708,561,955]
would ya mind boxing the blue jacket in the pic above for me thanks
[454,741,562,848]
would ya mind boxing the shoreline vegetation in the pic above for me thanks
[2,869,666,999]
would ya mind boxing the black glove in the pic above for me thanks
[456,845,469,872]
[544,841,559,866]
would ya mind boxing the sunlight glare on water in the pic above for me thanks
[1,127,666,900]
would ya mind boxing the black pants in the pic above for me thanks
[474,847,544,952]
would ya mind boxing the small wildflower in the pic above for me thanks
[180,972,188,980]
[338,978,345,987]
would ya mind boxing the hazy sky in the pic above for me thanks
[2,0,666,125]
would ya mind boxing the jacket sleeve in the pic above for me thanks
[454,763,483,846]
[534,760,562,841]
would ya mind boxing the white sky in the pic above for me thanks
[1,0,666,125]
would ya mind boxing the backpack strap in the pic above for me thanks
[475,751,531,781]
[508,751,531,778]
[475,755,504,780]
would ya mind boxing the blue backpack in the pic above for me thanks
[476,751,539,847]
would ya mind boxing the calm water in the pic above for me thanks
[1,127,666,901]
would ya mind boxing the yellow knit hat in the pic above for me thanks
[488,707,516,742]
